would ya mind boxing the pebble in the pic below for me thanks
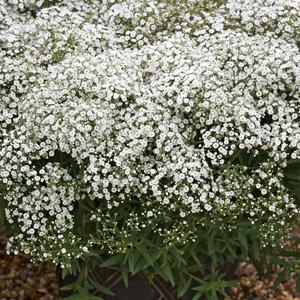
[228,262,300,300]
[0,233,60,300]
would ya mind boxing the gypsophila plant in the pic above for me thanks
[1,0,300,298]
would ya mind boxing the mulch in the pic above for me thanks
[1,233,300,300]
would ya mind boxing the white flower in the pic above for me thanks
[204,204,212,212]
[0,0,299,262]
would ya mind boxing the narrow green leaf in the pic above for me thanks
[136,244,154,266]
[173,250,187,266]
[162,262,175,286]
[63,293,104,300]
[225,244,237,261]
[128,251,135,274]
[211,289,218,300]
[153,250,162,261]
[177,277,192,298]
[60,282,77,292]
[192,291,203,300]
[62,267,68,279]
[101,255,122,268]
[133,255,147,274]
[238,231,248,257]
[87,251,101,259]
[252,258,265,277]
[193,282,211,292]
[273,271,286,289]
[251,239,260,260]
[121,268,129,288]
[89,280,115,296]
[190,251,202,267]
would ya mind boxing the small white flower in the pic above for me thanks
[204,204,212,211]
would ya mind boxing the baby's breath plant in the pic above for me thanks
[1,0,300,299]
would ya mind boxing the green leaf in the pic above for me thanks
[238,230,248,257]
[153,250,162,261]
[87,251,101,259]
[273,271,286,289]
[193,282,211,293]
[190,251,202,267]
[173,250,187,266]
[252,258,265,277]
[62,267,69,279]
[161,262,175,286]
[128,251,135,273]
[121,267,129,288]
[136,244,154,266]
[89,280,115,296]
[177,277,192,298]
[251,238,260,260]
[60,282,77,292]
[63,293,104,300]
[101,254,123,268]
[225,243,237,261]
[192,291,203,300]
[133,255,147,274]
[210,289,218,300]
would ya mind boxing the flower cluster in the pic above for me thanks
[1,0,299,266]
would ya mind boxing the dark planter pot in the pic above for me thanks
[57,260,238,300]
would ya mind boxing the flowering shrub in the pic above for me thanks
[1,0,300,298]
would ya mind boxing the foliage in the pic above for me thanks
[0,0,300,298]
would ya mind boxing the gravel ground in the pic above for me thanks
[1,233,300,300]
[0,235,60,300]
[228,263,300,300]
